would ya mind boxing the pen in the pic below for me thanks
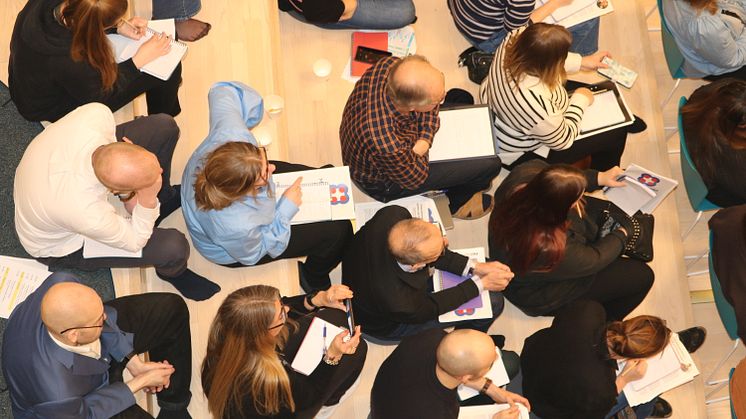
[119,18,143,36]
[322,324,327,357]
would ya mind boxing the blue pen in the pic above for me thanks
[322,324,327,357]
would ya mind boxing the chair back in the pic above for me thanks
[708,231,740,341]
[657,0,686,78]
[678,97,720,212]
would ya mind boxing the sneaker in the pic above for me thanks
[453,193,494,220]
[677,326,707,353]
[647,397,672,418]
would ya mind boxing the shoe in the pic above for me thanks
[453,193,494,220]
[627,116,648,134]
[489,334,506,348]
[444,88,474,106]
[677,326,707,353]
[647,397,672,418]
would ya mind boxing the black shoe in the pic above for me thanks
[489,334,506,349]
[648,397,672,418]
[627,115,648,134]
[157,408,191,419]
[444,88,474,106]
[677,326,707,353]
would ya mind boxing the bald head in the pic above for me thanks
[92,142,161,191]
[387,55,445,110]
[437,329,497,378]
[41,282,103,337]
[388,219,443,265]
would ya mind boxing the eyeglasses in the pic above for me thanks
[60,311,106,335]
[111,190,137,202]
[258,146,270,183]
[268,304,289,331]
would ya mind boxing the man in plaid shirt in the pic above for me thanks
[340,55,501,219]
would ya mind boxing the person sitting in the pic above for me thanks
[201,284,366,419]
[340,55,502,219]
[14,103,219,301]
[480,23,645,170]
[181,82,353,292]
[9,0,181,122]
[709,205,746,343]
[663,0,746,80]
[153,0,211,41]
[342,205,513,340]
[681,78,746,207]
[2,271,192,418]
[488,160,653,321]
[448,0,601,55]
[279,0,416,30]
[521,300,706,418]
[370,328,529,419]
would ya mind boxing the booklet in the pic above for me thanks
[0,256,50,318]
[273,166,356,225]
[457,347,510,400]
[433,247,493,323]
[354,195,446,233]
[107,19,187,81]
[604,164,679,216]
[290,317,344,376]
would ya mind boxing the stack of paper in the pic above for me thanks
[604,164,679,215]
[343,26,417,82]
[457,347,510,400]
[273,166,356,225]
[433,247,493,323]
[290,317,344,375]
[459,403,530,419]
[107,19,187,81]
[430,106,497,163]
[537,0,615,28]
[354,195,445,233]
[0,256,50,318]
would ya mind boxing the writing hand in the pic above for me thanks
[132,32,172,69]
[282,176,303,207]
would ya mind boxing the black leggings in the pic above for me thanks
[573,258,654,321]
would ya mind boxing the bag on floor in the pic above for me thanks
[458,47,494,85]
[587,195,655,262]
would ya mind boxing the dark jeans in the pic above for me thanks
[704,67,746,81]
[222,161,353,289]
[152,0,202,20]
[604,392,657,419]
[106,293,192,418]
[106,64,182,118]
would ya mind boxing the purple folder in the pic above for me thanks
[439,270,483,310]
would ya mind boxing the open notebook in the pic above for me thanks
[107,19,187,81]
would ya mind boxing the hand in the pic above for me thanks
[313,284,353,311]
[580,50,611,71]
[126,362,174,394]
[137,173,163,209]
[491,387,531,412]
[339,0,358,20]
[117,16,147,40]
[327,325,362,360]
[493,402,520,419]
[132,32,172,69]
[282,177,303,207]
[572,87,595,105]
[621,359,648,382]
[412,139,431,156]
[597,166,626,188]
[552,0,573,7]
[474,261,514,292]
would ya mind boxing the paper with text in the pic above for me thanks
[291,317,344,376]
[273,166,355,225]
[434,247,493,323]
[537,0,615,28]
[107,19,187,81]
[0,256,50,318]
[354,195,444,233]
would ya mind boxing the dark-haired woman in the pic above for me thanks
[181,82,352,292]
[488,160,654,321]
[202,284,367,419]
[480,23,645,170]
[681,78,746,207]
[9,0,181,122]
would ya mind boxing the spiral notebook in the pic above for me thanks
[107,19,187,81]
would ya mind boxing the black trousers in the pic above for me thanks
[106,293,192,418]
[223,161,353,289]
[705,67,746,81]
[549,258,655,321]
[105,63,182,118]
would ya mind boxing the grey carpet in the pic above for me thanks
[0,81,115,418]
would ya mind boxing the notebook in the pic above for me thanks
[107,19,187,81]
[429,105,498,163]
[604,164,679,215]
[576,81,634,140]
[290,317,344,376]
[432,247,493,323]
[272,166,356,225]
[536,0,615,28]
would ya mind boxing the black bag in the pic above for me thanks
[458,47,494,85]
[588,196,655,262]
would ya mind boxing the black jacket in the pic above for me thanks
[488,160,627,316]
[341,205,477,337]
[9,0,142,122]
[709,205,746,343]
[521,300,618,419]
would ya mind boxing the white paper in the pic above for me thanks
[0,256,50,318]
[107,19,187,81]
[538,0,615,28]
[549,0,597,21]
[387,25,417,57]
[430,106,496,162]
[83,237,142,258]
[433,247,493,323]
[290,317,344,375]
[354,195,444,232]
[604,176,657,216]
[580,90,626,133]
[272,166,356,225]
[459,403,530,419]
[604,164,679,215]
[457,348,510,400]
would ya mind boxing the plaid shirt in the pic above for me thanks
[340,57,441,190]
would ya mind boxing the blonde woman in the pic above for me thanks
[480,23,646,170]
[201,284,366,419]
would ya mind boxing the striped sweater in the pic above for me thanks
[479,26,590,159]
[448,0,535,42]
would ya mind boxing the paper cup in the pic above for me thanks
[264,94,284,118]
[313,59,332,78]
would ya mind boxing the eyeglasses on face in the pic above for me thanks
[268,303,289,331]
[258,146,270,182]
[60,311,106,335]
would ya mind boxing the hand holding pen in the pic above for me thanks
[118,17,147,40]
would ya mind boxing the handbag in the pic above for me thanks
[588,196,655,262]
[457,47,494,85]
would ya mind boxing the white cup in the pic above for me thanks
[313,59,332,78]
[264,94,284,118]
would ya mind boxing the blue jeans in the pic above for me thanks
[604,392,657,419]
[385,291,505,339]
[152,0,202,20]
[288,0,416,30]
[466,18,600,56]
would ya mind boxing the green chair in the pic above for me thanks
[657,0,689,108]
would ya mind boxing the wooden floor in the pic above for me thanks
[1,0,743,417]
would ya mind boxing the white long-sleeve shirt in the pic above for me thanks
[14,103,159,258]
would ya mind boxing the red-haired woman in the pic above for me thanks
[488,160,654,321]
[9,0,180,122]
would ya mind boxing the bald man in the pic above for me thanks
[14,103,219,301]
[340,55,502,219]
[370,328,529,419]
[2,271,192,418]
[342,206,511,340]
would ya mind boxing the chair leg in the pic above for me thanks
[661,79,681,108]
[705,338,741,385]
[681,211,703,241]
[685,250,709,276]
[646,4,656,18]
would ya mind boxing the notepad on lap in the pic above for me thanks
[430,105,497,163]
[433,247,493,323]
[291,317,344,376]
[459,403,530,419]
[575,82,634,140]
[83,237,142,258]
[107,19,187,81]
[457,347,510,400]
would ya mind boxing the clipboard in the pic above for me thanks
[573,81,634,140]
[429,105,498,162]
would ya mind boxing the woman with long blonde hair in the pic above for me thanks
[202,284,366,419]
[9,0,181,122]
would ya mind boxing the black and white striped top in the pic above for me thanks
[448,0,535,42]
[479,26,589,159]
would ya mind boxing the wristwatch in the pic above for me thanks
[479,377,493,394]
[305,290,320,310]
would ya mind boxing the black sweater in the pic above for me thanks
[488,160,627,316]
[9,0,142,122]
